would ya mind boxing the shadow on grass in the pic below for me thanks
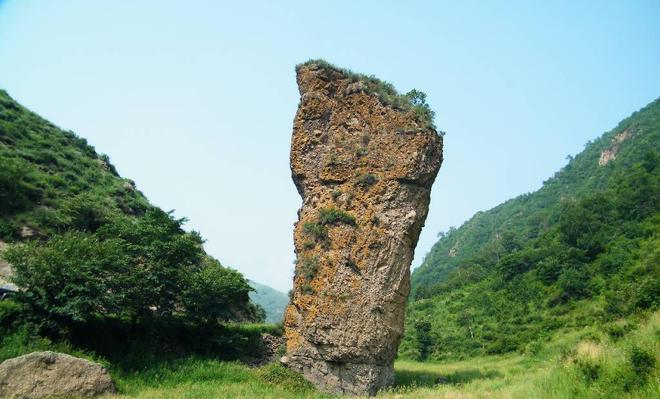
[395,367,503,388]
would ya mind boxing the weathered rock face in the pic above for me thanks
[0,351,116,398]
[283,62,443,395]
[598,128,634,166]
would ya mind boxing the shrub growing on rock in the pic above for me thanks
[318,207,356,226]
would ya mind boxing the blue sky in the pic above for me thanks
[1,1,658,291]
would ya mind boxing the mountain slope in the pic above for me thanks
[0,89,150,243]
[412,98,660,298]
[402,98,660,360]
[248,281,288,323]
[0,90,267,322]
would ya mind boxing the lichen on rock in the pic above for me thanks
[283,60,443,395]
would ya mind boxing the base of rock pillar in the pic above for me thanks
[282,356,394,396]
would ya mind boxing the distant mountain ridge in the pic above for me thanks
[248,281,288,323]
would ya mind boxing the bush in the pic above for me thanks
[301,284,314,295]
[5,209,258,335]
[296,256,319,281]
[552,267,590,304]
[355,147,368,158]
[303,222,328,242]
[633,277,660,310]
[629,346,655,378]
[182,257,258,323]
[318,207,356,226]
[412,318,433,360]
[0,218,15,241]
[356,173,377,187]
[574,358,601,383]
[405,89,436,125]
[6,232,129,328]
[60,193,118,232]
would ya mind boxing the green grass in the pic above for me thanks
[110,360,328,399]
[2,312,655,398]
[107,316,658,398]
[118,311,659,398]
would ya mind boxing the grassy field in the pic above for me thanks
[2,311,657,398]
[102,312,658,399]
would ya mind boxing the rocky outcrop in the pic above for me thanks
[0,351,116,398]
[599,129,633,166]
[283,61,443,395]
[242,333,286,367]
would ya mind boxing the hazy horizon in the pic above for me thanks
[1,0,659,291]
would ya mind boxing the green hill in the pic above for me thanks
[0,90,151,243]
[0,89,270,357]
[249,280,288,323]
[403,98,660,360]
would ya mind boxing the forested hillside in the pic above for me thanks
[0,90,270,360]
[402,98,659,360]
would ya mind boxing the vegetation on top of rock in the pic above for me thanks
[297,59,437,130]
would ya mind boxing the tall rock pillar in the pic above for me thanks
[283,61,443,396]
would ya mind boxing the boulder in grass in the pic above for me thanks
[0,351,116,398]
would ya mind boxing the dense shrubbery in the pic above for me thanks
[4,209,263,341]
[0,158,36,215]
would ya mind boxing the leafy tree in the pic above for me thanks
[95,209,205,319]
[182,257,257,323]
[405,89,435,125]
[405,89,428,106]
[5,232,129,329]
[413,318,433,360]
[5,209,259,335]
